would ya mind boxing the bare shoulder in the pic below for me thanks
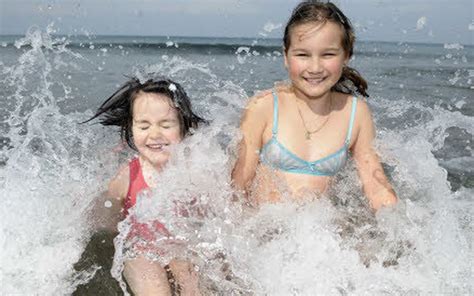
[241,89,274,126]
[332,92,366,111]
[355,97,371,116]
[351,96,377,150]
[107,163,130,201]
[334,93,372,121]
[246,89,274,112]
[353,97,374,131]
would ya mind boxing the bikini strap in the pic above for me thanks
[271,90,279,136]
[345,96,358,145]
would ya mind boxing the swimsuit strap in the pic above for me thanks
[345,96,358,144]
[271,90,279,136]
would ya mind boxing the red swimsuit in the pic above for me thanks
[124,157,170,242]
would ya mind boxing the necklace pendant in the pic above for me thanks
[306,131,311,140]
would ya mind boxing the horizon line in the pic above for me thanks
[0,33,472,47]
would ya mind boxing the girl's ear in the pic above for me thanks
[283,47,289,69]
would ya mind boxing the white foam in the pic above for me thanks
[444,43,464,50]
[263,22,282,33]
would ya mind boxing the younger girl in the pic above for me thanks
[88,77,205,295]
[232,1,398,210]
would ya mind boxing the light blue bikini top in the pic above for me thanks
[259,91,358,176]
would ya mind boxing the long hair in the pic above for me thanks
[84,77,207,150]
[284,1,369,97]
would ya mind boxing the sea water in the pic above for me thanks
[0,26,473,295]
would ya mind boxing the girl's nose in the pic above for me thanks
[308,57,323,73]
[149,126,162,139]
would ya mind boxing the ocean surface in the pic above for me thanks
[1,28,473,295]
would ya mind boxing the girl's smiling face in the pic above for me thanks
[284,21,349,100]
[132,91,182,169]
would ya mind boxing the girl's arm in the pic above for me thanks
[91,165,129,231]
[351,100,398,211]
[231,94,270,196]
[108,164,130,202]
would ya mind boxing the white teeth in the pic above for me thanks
[147,144,165,149]
[305,77,324,83]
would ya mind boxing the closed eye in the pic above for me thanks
[160,120,178,129]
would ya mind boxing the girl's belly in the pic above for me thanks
[251,165,330,204]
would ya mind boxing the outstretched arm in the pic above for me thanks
[352,101,398,211]
[231,94,269,196]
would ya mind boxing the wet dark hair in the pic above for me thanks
[284,1,369,97]
[85,77,207,150]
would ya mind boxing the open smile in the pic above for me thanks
[146,143,169,151]
[303,76,326,85]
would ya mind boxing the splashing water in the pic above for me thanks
[1,27,473,295]
[1,26,117,294]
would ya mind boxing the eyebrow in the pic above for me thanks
[324,47,342,51]
[133,119,150,124]
[133,118,178,124]
[290,47,342,52]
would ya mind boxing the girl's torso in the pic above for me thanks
[123,157,170,239]
[254,88,359,203]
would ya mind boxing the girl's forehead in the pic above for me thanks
[290,21,344,45]
[132,92,177,118]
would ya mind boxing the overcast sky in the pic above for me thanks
[0,0,472,44]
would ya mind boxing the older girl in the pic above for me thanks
[232,1,397,210]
